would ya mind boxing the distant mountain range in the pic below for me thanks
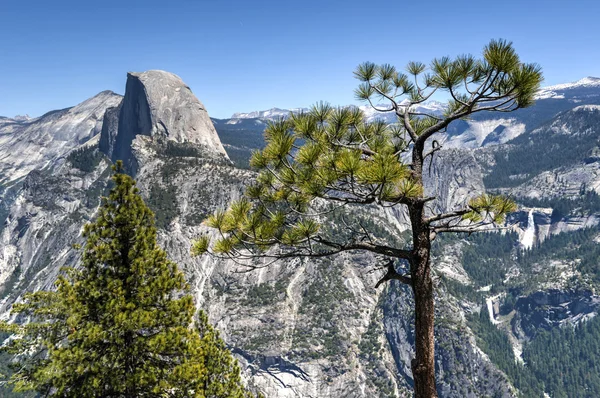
[228,101,446,123]
[212,77,600,168]
[227,77,600,121]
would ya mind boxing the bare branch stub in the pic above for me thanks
[375,259,412,288]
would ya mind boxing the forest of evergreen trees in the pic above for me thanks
[0,166,256,398]
[449,224,600,397]
[470,309,600,397]
[66,145,105,172]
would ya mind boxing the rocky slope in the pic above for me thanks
[2,73,600,397]
[0,90,121,185]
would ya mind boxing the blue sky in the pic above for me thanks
[1,0,599,119]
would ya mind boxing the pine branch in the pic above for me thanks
[375,260,412,288]
[425,209,471,224]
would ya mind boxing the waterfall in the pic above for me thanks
[486,296,500,325]
[521,210,535,249]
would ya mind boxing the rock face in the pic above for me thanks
[98,103,122,160]
[100,70,228,167]
[514,290,600,338]
[424,149,486,215]
[0,90,122,185]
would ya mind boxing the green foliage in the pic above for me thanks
[358,303,396,398]
[468,310,544,397]
[163,141,206,158]
[242,280,287,307]
[66,146,105,173]
[0,163,254,397]
[213,118,269,169]
[464,195,517,224]
[196,40,535,262]
[462,232,518,287]
[199,104,424,257]
[159,141,231,166]
[523,316,600,397]
[517,224,600,287]
[147,183,179,229]
[433,232,518,289]
[0,335,35,398]
[195,41,541,397]
[355,39,541,113]
[441,277,484,303]
[195,311,258,398]
[292,259,353,360]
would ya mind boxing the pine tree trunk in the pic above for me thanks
[411,257,437,398]
[409,202,438,398]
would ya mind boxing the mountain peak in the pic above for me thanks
[578,76,600,85]
[535,76,600,100]
[100,70,228,166]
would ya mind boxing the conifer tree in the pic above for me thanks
[193,39,543,397]
[1,162,255,397]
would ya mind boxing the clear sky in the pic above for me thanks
[1,0,599,119]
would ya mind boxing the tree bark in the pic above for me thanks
[411,256,437,398]
[409,200,438,398]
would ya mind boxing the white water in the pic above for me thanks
[486,295,501,325]
[521,210,536,249]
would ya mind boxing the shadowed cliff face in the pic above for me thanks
[98,103,122,161]
[112,74,153,166]
[100,70,228,168]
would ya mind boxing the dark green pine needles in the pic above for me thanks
[0,161,255,398]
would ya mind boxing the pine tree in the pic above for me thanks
[194,39,543,397]
[1,162,255,397]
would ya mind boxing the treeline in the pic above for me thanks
[467,310,545,397]
[66,146,105,172]
[213,119,267,169]
[454,225,600,396]
[517,225,600,285]
[523,315,600,397]
[434,231,518,289]
[461,232,517,287]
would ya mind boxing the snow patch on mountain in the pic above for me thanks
[535,76,600,100]
[231,107,307,119]
[443,118,526,149]
[573,104,600,112]
[230,101,446,123]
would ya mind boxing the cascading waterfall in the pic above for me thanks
[486,296,501,325]
[521,210,535,249]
